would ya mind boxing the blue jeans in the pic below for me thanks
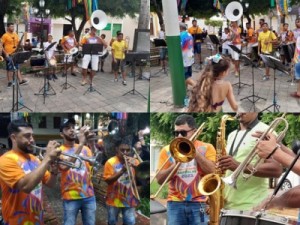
[107,205,135,225]
[63,196,96,225]
[167,201,208,225]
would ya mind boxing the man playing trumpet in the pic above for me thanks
[0,119,61,224]
[103,140,140,225]
[58,119,96,225]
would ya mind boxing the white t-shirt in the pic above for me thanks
[221,32,230,49]
[43,41,57,59]
[158,30,165,39]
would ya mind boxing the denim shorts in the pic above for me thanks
[194,42,202,54]
[6,57,19,71]
[167,201,208,225]
[107,205,135,225]
[184,66,192,80]
[159,48,168,60]
[295,62,300,80]
[63,196,96,225]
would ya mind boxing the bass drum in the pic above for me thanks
[220,210,291,225]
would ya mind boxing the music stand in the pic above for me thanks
[229,44,251,94]
[240,54,266,110]
[10,51,33,112]
[35,42,57,104]
[208,34,221,54]
[60,53,76,93]
[260,54,289,112]
[152,39,168,76]
[82,43,103,95]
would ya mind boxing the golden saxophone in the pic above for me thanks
[198,115,235,225]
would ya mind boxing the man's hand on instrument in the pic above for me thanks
[253,195,279,211]
[125,156,136,167]
[252,131,278,159]
[77,126,90,145]
[217,155,239,172]
[44,140,61,162]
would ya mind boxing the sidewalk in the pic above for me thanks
[0,58,149,112]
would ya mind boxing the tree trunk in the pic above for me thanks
[138,0,150,29]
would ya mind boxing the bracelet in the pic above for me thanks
[266,144,281,159]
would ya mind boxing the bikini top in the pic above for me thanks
[211,101,224,110]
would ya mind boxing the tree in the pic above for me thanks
[204,19,223,33]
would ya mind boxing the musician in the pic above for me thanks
[293,19,300,41]
[217,113,282,210]
[156,114,216,225]
[43,34,58,80]
[188,19,203,66]
[256,18,265,37]
[61,30,78,77]
[80,26,107,86]
[291,36,300,98]
[221,27,231,56]
[1,22,29,88]
[279,23,294,65]
[103,140,140,225]
[58,119,96,225]
[229,21,242,77]
[112,32,128,85]
[245,23,256,55]
[99,34,108,72]
[258,22,277,81]
[133,129,150,161]
[0,119,61,224]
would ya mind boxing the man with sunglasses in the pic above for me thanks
[156,114,216,225]
[1,22,29,88]
[217,112,282,211]
[103,140,140,225]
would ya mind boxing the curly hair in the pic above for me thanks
[188,57,230,112]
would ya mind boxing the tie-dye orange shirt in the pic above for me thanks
[158,140,216,202]
[103,156,140,207]
[0,149,51,225]
[59,144,94,200]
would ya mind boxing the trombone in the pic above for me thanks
[123,154,140,201]
[150,122,206,199]
[222,113,289,189]
[30,144,83,169]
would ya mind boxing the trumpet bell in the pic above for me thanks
[169,137,196,163]
[225,1,243,22]
[91,10,108,30]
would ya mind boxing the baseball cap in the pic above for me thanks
[60,118,75,132]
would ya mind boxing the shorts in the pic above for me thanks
[222,48,230,55]
[6,57,19,71]
[194,42,201,54]
[295,62,300,80]
[113,59,125,72]
[160,48,168,60]
[64,54,74,63]
[231,44,241,60]
[82,54,99,71]
[184,66,192,80]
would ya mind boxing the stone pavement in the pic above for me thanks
[0,57,149,112]
[150,54,300,113]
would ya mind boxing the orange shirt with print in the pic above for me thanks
[232,27,242,45]
[103,156,140,207]
[247,28,256,43]
[59,144,95,200]
[158,140,216,202]
[1,32,19,55]
[61,35,77,52]
[0,150,51,225]
[188,26,203,43]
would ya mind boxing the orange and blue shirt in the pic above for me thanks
[0,149,51,225]
[59,144,94,200]
[103,156,140,207]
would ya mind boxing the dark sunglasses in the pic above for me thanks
[173,129,194,137]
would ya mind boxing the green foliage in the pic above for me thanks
[151,113,300,148]
[137,197,150,217]
[204,19,223,28]
[150,180,169,199]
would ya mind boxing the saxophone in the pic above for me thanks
[198,115,235,225]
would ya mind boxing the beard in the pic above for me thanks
[17,142,32,154]
[62,132,76,142]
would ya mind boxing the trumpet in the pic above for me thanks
[150,122,205,199]
[30,144,83,169]
[222,113,289,189]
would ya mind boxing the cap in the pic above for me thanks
[60,118,75,132]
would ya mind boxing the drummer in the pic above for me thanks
[43,34,58,80]
[61,30,78,77]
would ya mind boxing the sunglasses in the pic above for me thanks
[173,129,194,137]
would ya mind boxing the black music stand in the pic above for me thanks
[152,39,168,76]
[123,52,147,99]
[229,44,251,94]
[209,34,221,54]
[10,51,33,112]
[260,54,289,112]
[82,43,103,95]
[60,54,76,93]
[35,42,57,104]
[240,54,266,110]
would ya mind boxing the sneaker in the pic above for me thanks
[19,80,29,85]
[81,81,87,86]
[7,82,12,88]
[122,80,127,85]
[71,72,77,76]
[262,75,270,81]
[52,74,58,80]
[114,78,118,82]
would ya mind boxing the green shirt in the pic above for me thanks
[224,121,270,210]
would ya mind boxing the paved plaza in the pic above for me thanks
[0,57,149,112]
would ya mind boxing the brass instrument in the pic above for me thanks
[30,144,83,169]
[150,122,206,199]
[132,147,143,163]
[222,113,289,189]
[123,154,140,201]
[198,115,235,225]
